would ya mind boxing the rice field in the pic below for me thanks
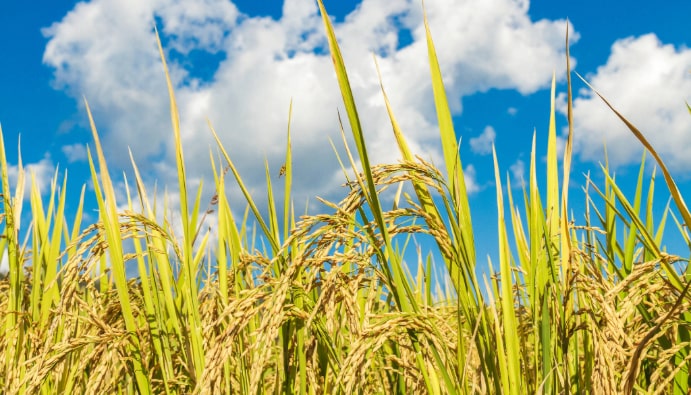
[2,2,691,394]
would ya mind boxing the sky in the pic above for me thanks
[1,0,690,275]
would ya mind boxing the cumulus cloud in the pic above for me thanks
[62,143,88,163]
[560,34,691,173]
[463,164,481,194]
[0,249,6,275]
[469,125,496,155]
[509,158,525,186]
[7,155,55,201]
[41,0,575,214]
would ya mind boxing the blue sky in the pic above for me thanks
[1,0,690,274]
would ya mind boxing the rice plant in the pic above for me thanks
[1,1,690,394]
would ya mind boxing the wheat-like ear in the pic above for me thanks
[2,4,690,394]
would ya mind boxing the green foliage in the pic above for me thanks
[1,3,690,394]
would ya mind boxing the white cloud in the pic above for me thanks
[463,164,480,194]
[62,143,88,163]
[7,155,56,201]
[0,249,7,275]
[156,0,239,53]
[509,158,525,186]
[469,125,496,155]
[41,0,575,213]
[560,34,691,173]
